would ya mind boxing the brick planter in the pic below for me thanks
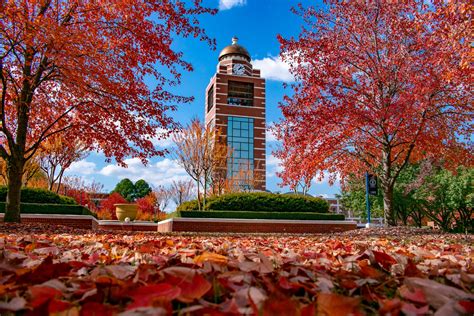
[157,218,357,234]
[1,214,357,234]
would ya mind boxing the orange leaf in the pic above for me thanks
[194,252,228,265]
[317,293,360,316]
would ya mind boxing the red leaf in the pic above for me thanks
[29,286,63,309]
[48,299,72,313]
[262,297,299,316]
[458,300,474,314]
[127,284,181,309]
[401,302,429,316]
[373,251,397,270]
[399,286,427,305]
[404,260,423,277]
[163,267,212,303]
[80,302,116,316]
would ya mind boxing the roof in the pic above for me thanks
[218,37,250,61]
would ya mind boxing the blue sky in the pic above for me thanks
[65,0,341,199]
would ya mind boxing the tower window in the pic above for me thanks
[207,85,214,112]
[227,116,254,189]
[227,81,253,106]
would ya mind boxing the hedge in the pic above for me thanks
[177,192,329,213]
[178,210,344,221]
[0,186,77,205]
[0,202,94,216]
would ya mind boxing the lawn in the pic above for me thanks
[0,224,472,315]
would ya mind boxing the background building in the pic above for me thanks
[205,37,266,190]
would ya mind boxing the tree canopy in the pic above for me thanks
[275,0,472,225]
[1,0,215,222]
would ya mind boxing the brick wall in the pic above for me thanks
[1,215,357,234]
[157,219,357,234]
[0,214,94,229]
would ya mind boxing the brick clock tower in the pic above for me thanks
[205,37,266,190]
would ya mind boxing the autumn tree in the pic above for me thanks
[0,1,215,222]
[172,119,226,209]
[275,1,472,225]
[170,180,194,206]
[0,155,44,187]
[61,176,105,209]
[154,185,172,213]
[38,134,88,192]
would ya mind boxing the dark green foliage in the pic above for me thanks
[112,178,136,201]
[134,179,152,200]
[0,186,77,205]
[0,202,93,216]
[178,210,344,220]
[341,164,473,232]
[112,178,152,202]
[177,192,329,213]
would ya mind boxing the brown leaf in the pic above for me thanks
[316,293,360,316]
[404,277,474,309]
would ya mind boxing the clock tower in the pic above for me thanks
[205,37,266,191]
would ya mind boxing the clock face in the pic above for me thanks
[233,63,245,75]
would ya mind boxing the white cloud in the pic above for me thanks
[265,123,279,143]
[311,172,341,185]
[99,158,191,187]
[252,56,294,82]
[266,154,283,178]
[149,128,175,149]
[66,160,97,175]
[219,0,247,10]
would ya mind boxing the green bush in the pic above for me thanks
[0,186,76,205]
[178,210,344,221]
[177,192,329,213]
[0,202,93,216]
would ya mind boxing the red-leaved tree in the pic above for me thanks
[0,1,215,222]
[99,192,128,220]
[275,1,472,225]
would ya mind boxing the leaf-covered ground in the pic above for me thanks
[0,224,472,315]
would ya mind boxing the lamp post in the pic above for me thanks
[365,172,371,228]
[365,172,378,228]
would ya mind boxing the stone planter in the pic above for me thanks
[114,204,137,221]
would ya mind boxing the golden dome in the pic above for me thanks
[218,37,250,61]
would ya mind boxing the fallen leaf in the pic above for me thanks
[194,252,228,265]
[317,292,360,316]
[404,277,474,309]
[0,297,27,311]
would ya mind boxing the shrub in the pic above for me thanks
[64,189,92,207]
[99,192,128,220]
[0,186,76,205]
[177,192,329,213]
[136,193,157,215]
[0,202,93,216]
[178,210,344,221]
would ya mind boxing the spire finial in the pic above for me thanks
[232,36,238,45]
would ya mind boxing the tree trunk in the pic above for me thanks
[203,177,207,210]
[4,159,24,222]
[382,183,396,226]
[196,180,201,210]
